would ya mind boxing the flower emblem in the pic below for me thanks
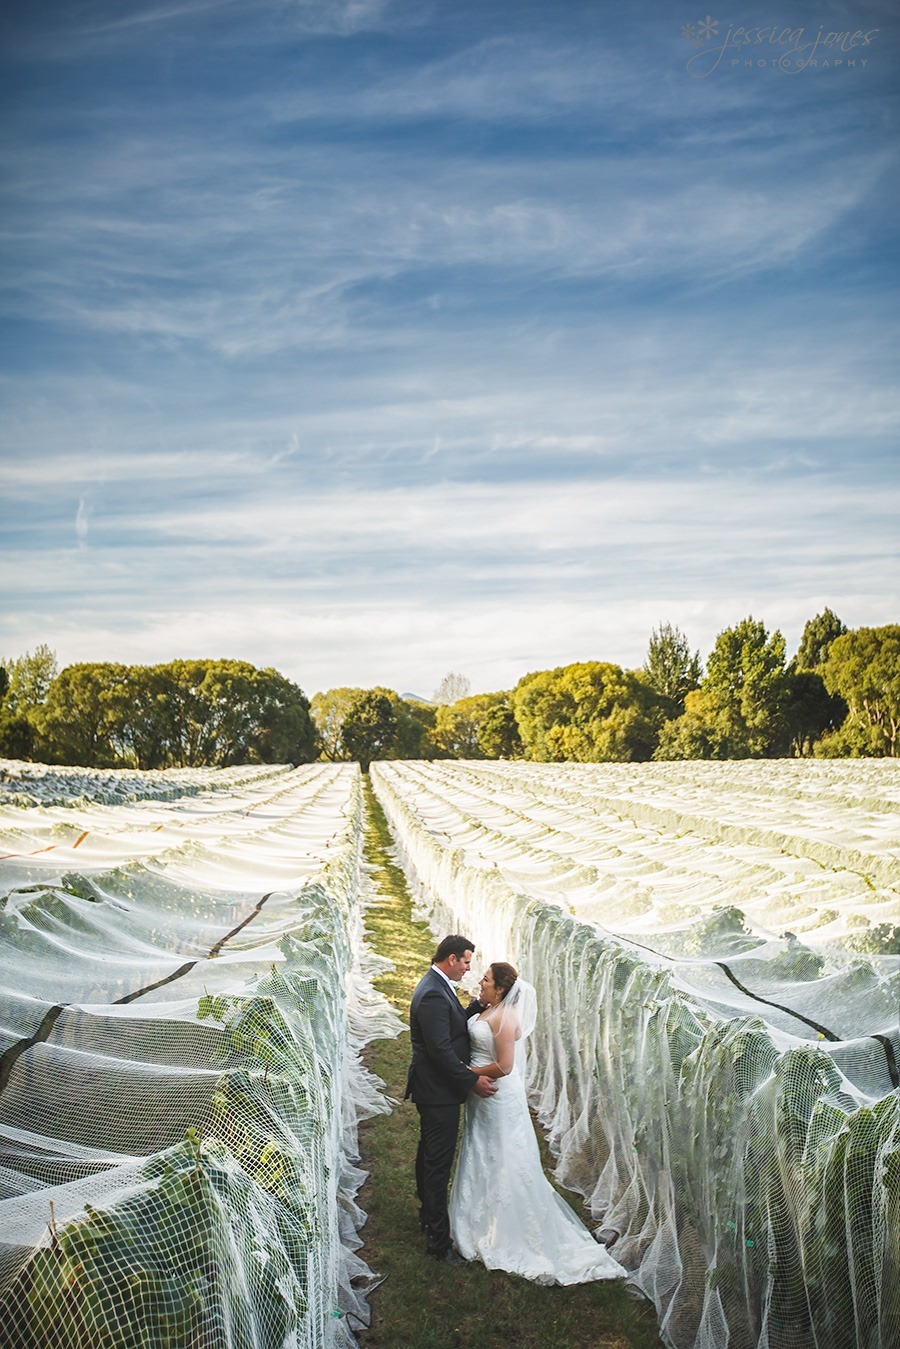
[682,15,719,44]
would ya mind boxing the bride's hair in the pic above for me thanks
[490,962,518,999]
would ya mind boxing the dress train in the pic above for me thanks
[449,1016,627,1285]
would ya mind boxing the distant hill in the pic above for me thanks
[401,692,433,704]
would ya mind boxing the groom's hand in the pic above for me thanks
[472,1076,497,1098]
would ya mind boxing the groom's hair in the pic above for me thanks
[433,934,475,963]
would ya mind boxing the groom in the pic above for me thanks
[407,934,496,1264]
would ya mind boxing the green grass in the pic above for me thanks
[355,779,663,1349]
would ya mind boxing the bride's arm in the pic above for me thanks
[467,1014,517,1079]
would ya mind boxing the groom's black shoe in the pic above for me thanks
[430,1246,466,1267]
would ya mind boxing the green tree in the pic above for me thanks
[477,702,523,759]
[101,664,171,768]
[512,662,657,762]
[0,709,35,759]
[34,664,123,765]
[655,617,789,759]
[430,692,507,758]
[820,625,900,756]
[390,696,434,759]
[311,687,364,761]
[340,690,396,772]
[193,661,315,765]
[781,609,849,756]
[311,686,431,762]
[1,644,59,716]
[653,688,732,760]
[811,717,881,759]
[793,608,847,671]
[154,659,234,765]
[0,663,35,758]
[642,622,702,713]
[248,668,317,763]
[782,670,845,758]
[35,659,315,768]
[163,660,316,766]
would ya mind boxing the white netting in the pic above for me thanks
[371,759,900,1349]
[0,760,403,1348]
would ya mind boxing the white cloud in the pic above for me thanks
[74,497,91,547]
[97,474,893,558]
[5,0,400,63]
[1,470,895,692]
[2,308,896,504]
[84,1,242,35]
[1,0,895,700]
[2,101,892,362]
[3,586,895,701]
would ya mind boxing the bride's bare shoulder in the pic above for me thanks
[486,1005,521,1035]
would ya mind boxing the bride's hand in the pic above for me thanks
[472,1075,498,1098]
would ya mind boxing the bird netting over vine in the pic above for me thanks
[372,759,900,1349]
[0,760,402,1348]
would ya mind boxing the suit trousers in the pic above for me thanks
[415,1102,460,1254]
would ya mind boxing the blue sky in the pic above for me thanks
[1,0,897,698]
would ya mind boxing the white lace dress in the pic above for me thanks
[448,1016,628,1285]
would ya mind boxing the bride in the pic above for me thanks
[449,961,628,1285]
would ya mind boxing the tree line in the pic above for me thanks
[0,655,316,768]
[307,610,898,767]
[1,611,897,770]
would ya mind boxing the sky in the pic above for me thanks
[1,0,897,700]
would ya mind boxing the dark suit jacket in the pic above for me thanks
[406,968,483,1105]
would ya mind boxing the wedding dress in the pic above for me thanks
[448,1009,628,1285]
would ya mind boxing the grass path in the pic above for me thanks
[355,780,663,1349]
